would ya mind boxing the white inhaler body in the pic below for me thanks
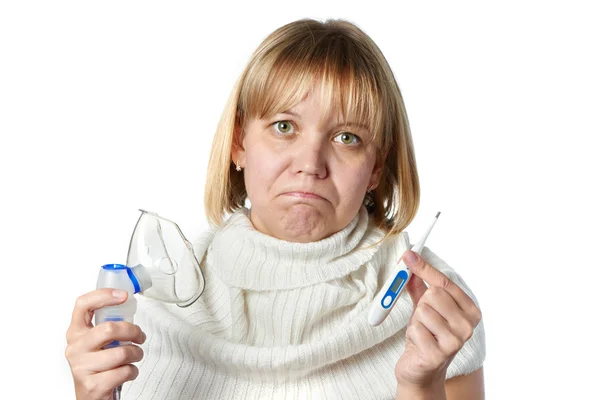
[94,264,152,348]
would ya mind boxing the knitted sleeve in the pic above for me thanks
[420,246,487,379]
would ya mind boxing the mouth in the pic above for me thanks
[281,191,326,200]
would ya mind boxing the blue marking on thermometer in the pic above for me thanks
[368,212,441,326]
[380,269,409,309]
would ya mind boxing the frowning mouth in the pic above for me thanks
[281,191,325,200]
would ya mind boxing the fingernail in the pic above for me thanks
[112,289,127,299]
[404,250,419,266]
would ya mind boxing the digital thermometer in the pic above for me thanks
[367,212,441,326]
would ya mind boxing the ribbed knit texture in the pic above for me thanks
[123,206,486,399]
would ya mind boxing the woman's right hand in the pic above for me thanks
[65,288,146,400]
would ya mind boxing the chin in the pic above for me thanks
[276,204,331,242]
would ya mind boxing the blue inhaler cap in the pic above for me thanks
[101,263,151,294]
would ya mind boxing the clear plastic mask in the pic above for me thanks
[126,209,205,307]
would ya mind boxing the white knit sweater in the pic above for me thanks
[123,206,485,399]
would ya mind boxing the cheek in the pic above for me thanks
[333,155,374,191]
[336,168,371,197]
[244,144,285,195]
[327,166,369,213]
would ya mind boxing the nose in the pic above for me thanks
[291,136,328,179]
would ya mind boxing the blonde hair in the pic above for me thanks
[205,18,420,237]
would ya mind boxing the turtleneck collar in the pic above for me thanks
[207,205,387,290]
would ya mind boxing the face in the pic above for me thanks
[232,90,383,243]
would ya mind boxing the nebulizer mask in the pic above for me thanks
[124,209,206,306]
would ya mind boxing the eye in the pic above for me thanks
[333,132,361,145]
[273,120,295,135]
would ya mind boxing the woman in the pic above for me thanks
[66,18,485,399]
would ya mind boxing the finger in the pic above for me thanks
[412,303,464,356]
[406,274,428,306]
[78,345,144,373]
[402,250,476,315]
[81,364,139,397]
[412,302,450,341]
[75,322,146,353]
[406,320,443,361]
[69,289,129,335]
[421,286,477,341]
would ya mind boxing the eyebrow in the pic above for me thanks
[278,110,370,132]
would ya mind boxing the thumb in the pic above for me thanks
[406,274,428,307]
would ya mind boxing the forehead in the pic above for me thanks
[247,80,380,137]
[281,96,371,132]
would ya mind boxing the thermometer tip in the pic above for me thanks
[435,211,441,218]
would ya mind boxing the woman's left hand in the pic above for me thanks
[394,250,482,392]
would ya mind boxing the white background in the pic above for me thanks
[1,1,598,398]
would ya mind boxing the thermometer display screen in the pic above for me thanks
[390,277,405,293]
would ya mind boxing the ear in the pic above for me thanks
[230,122,246,168]
[368,150,387,189]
